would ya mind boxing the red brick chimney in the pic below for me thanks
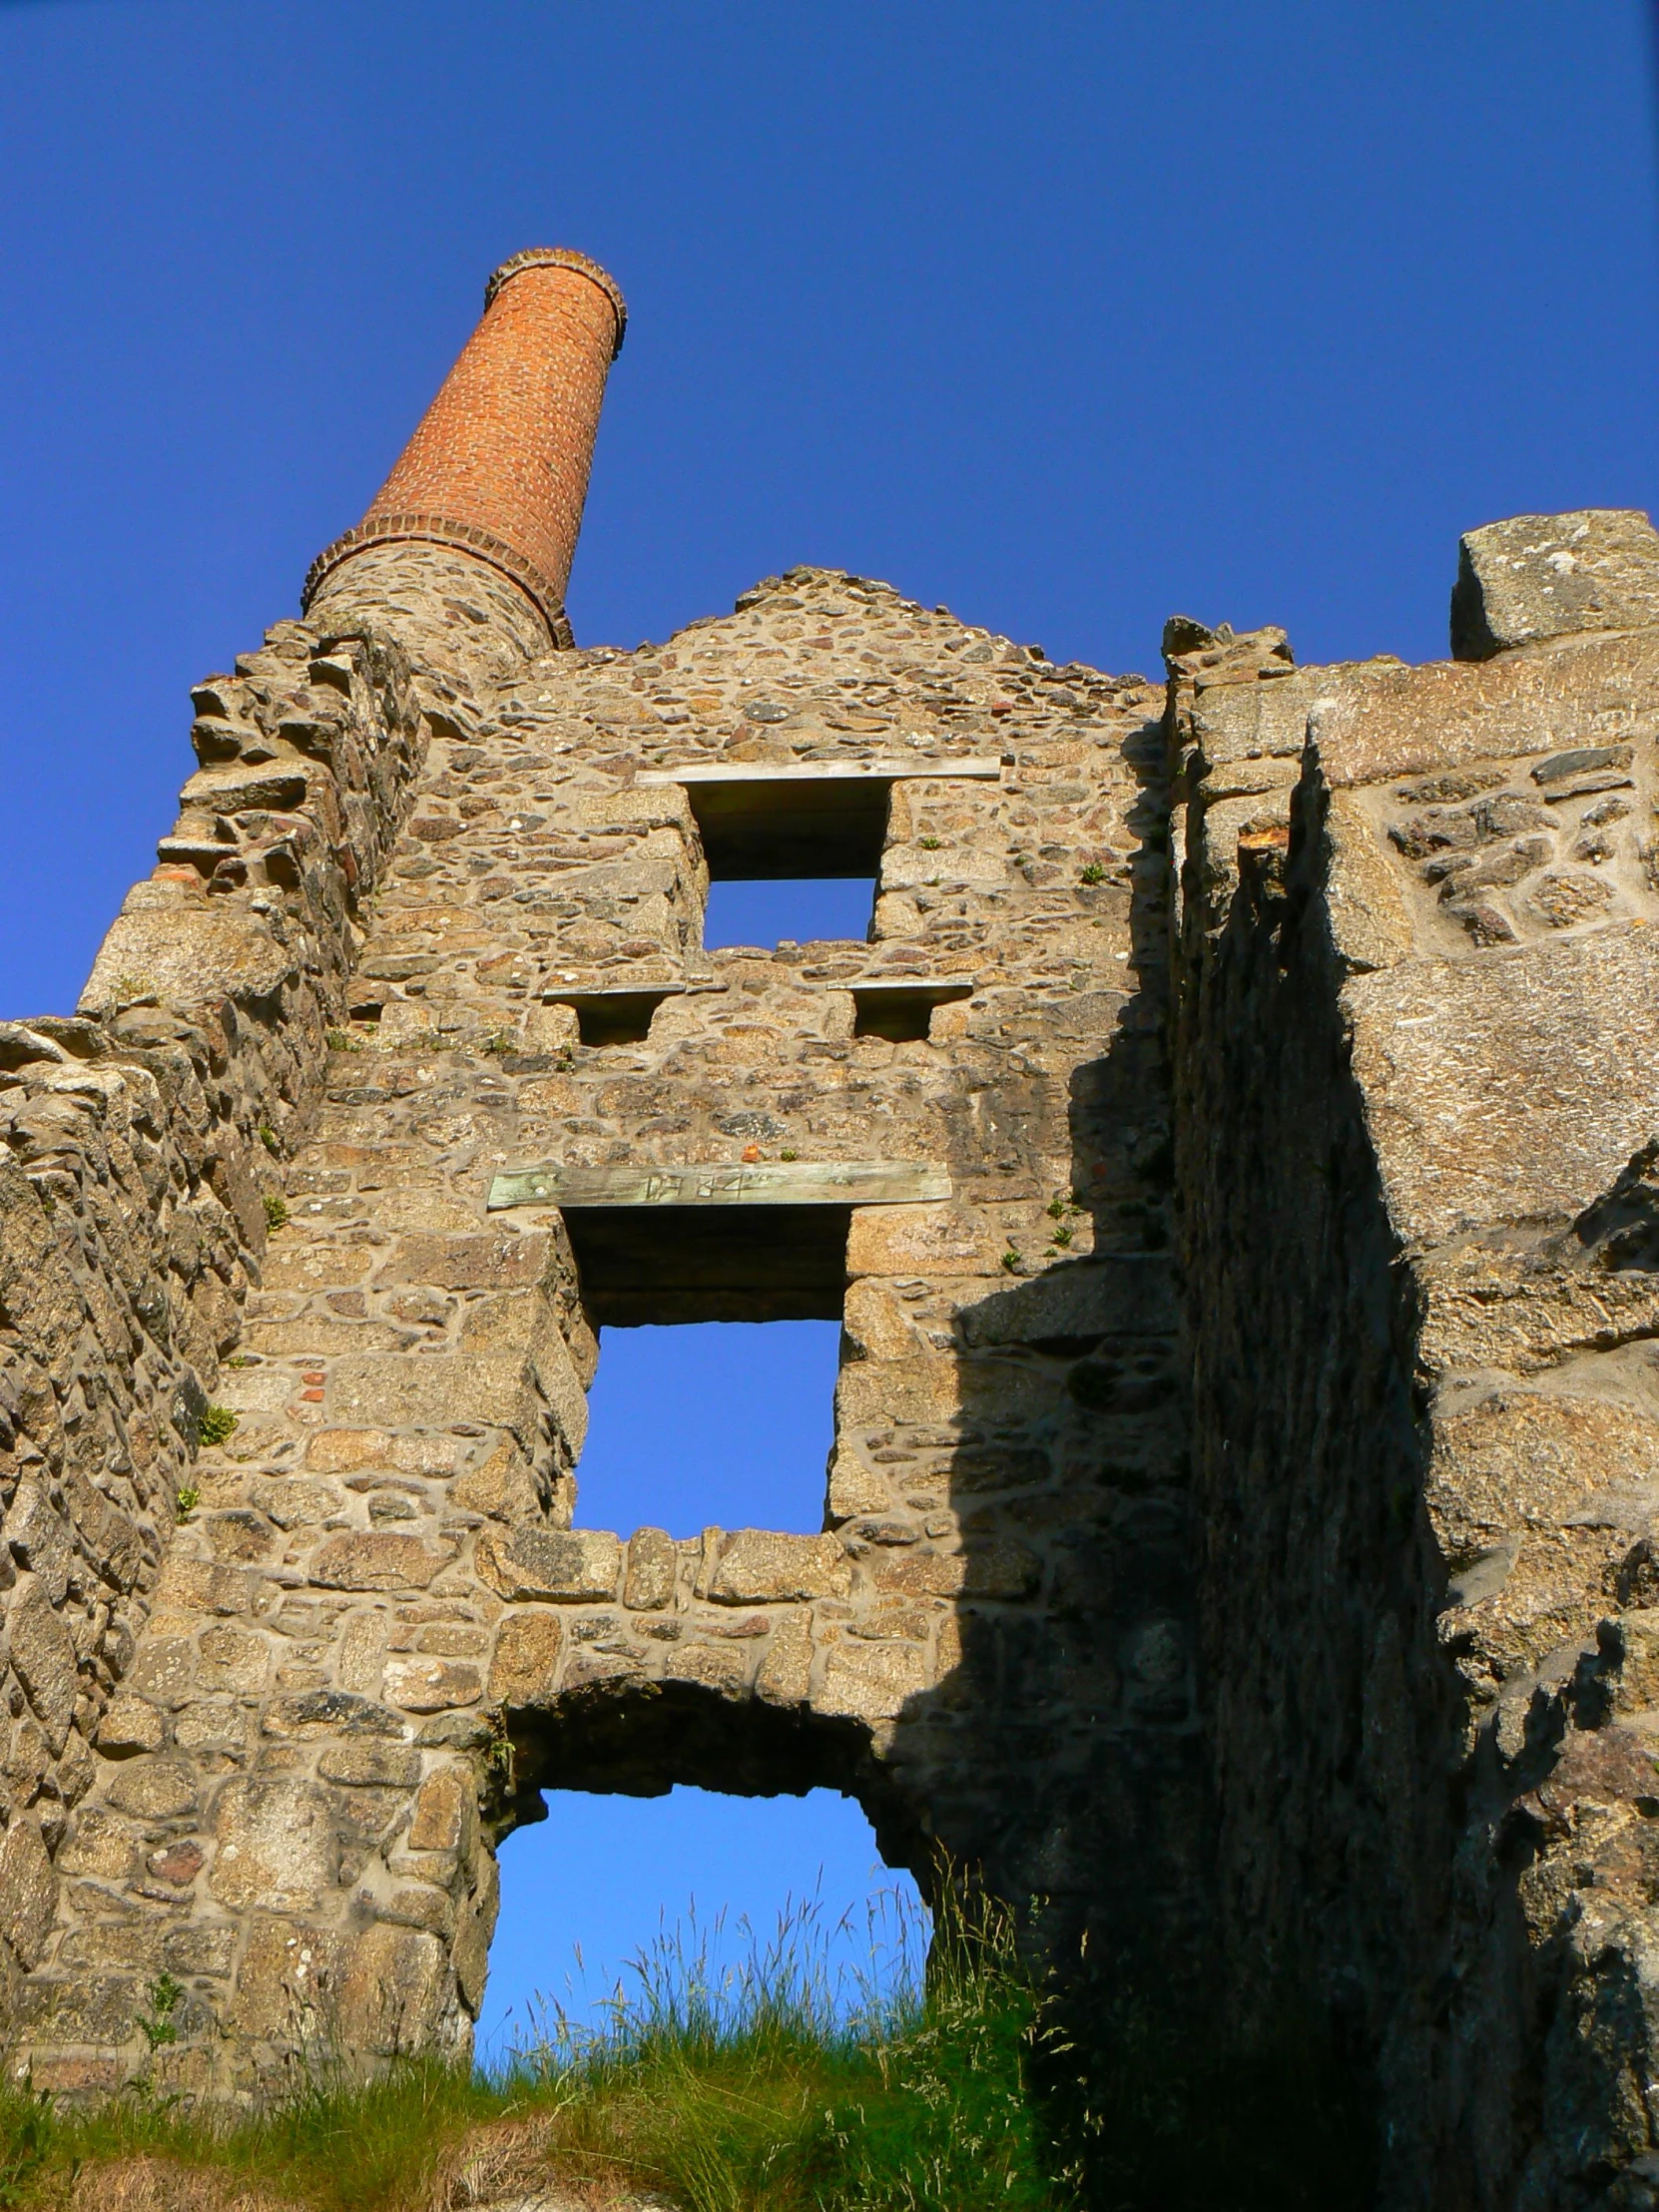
[302,248,625,648]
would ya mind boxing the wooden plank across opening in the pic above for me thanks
[487,1159,950,1212]
[637,760,1005,787]
[634,759,1003,879]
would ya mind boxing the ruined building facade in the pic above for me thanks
[3,249,1659,2206]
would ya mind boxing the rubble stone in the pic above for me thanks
[1451,507,1659,659]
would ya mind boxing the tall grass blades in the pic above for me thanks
[0,1879,1067,2211]
[490,1881,1058,2210]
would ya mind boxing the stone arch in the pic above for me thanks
[492,1673,926,1889]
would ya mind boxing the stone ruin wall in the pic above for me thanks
[1174,510,1659,2211]
[0,547,1195,2100]
[3,240,1659,2205]
[0,606,431,2027]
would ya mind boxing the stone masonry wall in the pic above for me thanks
[0,601,439,2044]
[18,448,1659,2206]
[1173,511,1659,2208]
[5,559,1199,2100]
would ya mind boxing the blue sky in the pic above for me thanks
[2,0,1656,2049]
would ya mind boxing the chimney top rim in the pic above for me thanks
[485,248,627,357]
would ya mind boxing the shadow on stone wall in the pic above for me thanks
[858,705,1381,2207]
[497,1677,893,1848]
[897,706,1208,1977]
[1160,757,1469,2206]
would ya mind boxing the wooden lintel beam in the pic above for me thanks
[487,1160,951,1211]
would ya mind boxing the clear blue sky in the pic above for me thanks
[2,0,1656,2052]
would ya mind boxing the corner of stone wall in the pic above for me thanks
[1168,517,1659,2206]
[0,604,469,2063]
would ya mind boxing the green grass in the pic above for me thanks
[0,1889,1063,2212]
[0,1892,1376,2211]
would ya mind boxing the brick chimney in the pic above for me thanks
[302,248,626,649]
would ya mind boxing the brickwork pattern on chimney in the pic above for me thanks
[302,250,625,645]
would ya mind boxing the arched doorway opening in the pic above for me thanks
[476,1675,930,2070]
[477,1783,925,2061]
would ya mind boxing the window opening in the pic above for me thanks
[491,1163,944,1325]
[676,770,895,878]
[703,877,874,950]
[574,1319,838,1536]
[635,758,1001,953]
[566,1205,850,1324]
[851,978,973,1042]
[657,765,892,950]
[476,1787,927,2061]
[544,983,681,1046]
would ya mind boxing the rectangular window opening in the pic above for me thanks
[492,1169,946,1322]
[851,979,973,1042]
[657,766,893,951]
[545,986,682,1046]
[681,771,895,879]
[572,1316,841,1538]
[703,879,874,951]
[563,1201,851,1325]
[637,757,1002,955]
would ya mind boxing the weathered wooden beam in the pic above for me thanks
[637,759,1004,786]
[486,1159,951,1211]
